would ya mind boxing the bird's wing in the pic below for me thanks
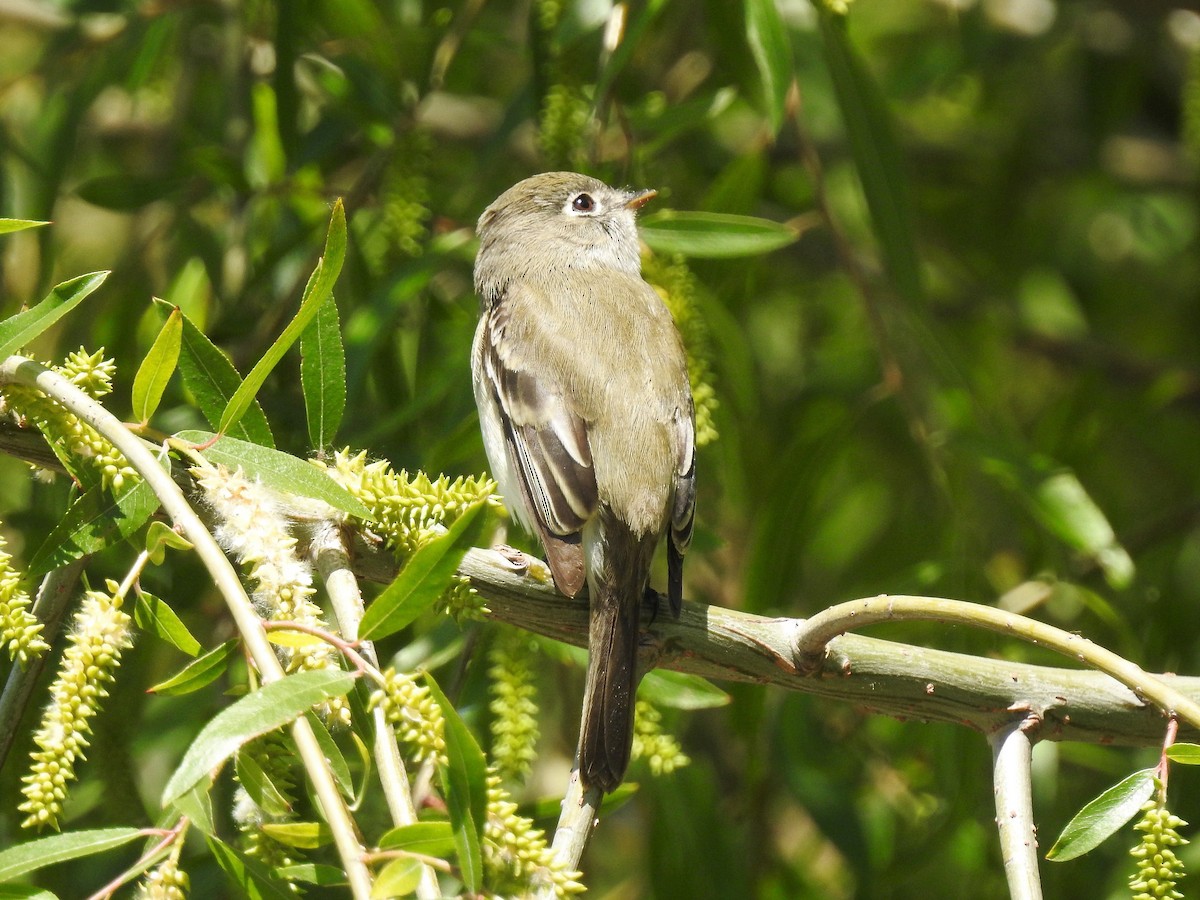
[667,395,696,615]
[481,289,597,597]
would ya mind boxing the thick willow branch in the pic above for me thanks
[431,547,1198,748]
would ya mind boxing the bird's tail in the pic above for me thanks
[578,515,655,793]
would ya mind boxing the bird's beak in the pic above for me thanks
[624,189,657,210]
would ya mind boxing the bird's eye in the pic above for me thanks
[571,193,596,213]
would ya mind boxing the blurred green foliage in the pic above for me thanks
[2,0,1200,896]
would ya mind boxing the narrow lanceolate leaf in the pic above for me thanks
[134,589,202,656]
[131,305,182,424]
[0,271,109,359]
[1045,768,1156,861]
[378,821,456,857]
[1165,743,1200,765]
[206,835,298,899]
[300,292,346,449]
[148,639,239,696]
[1034,470,1134,590]
[305,712,354,800]
[26,480,160,579]
[359,501,489,640]
[638,669,731,710]
[425,674,487,893]
[0,218,50,235]
[639,210,799,258]
[371,858,425,899]
[162,669,357,805]
[0,827,144,881]
[817,11,923,305]
[745,0,793,134]
[170,302,275,447]
[174,430,372,520]
[235,752,293,818]
[219,200,347,435]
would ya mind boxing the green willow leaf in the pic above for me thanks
[169,302,274,447]
[131,305,182,424]
[818,11,923,304]
[1045,768,1155,862]
[134,589,201,656]
[162,669,357,805]
[149,639,238,696]
[300,292,346,450]
[260,823,331,850]
[359,501,488,640]
[371,858,424,899]
[27,480,159,579]
[305,711,355,800]
[639,210,798,258]
[1034,470,1134,589]
[0,271,109,359]
[174,430,371,520]
[0,218,49,235]
[638,669,731,710]
[0,827,144,881]
[426,673,487,893]
[206,835,297,899]
[219,199,346,435]
[378,821,456,857]
[1165,743,1200,765]
[745,0,793,133]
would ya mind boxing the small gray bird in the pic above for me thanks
[471,172,696,792]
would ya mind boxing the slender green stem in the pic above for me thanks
[0,356,372,900]
[794,595,1200,730]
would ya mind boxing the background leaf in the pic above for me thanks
[0,272,108,358]
[638,210,799,258]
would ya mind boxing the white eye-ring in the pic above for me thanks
[566,192,598,215]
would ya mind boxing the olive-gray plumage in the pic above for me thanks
[471,172,695,792]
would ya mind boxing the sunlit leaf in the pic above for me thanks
[359,501,488,640]
[1045,769,1155,861]
[149,639,238,696]
[0,218,49,235]
[0,272,109,359]
[300,292,345,450]
[0,828,144,881]
[639,670,731,710]
[426,673,486,892]
[132,305,182,424]
[135,589,201,656]
[170,302,274,447]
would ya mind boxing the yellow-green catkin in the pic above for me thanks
[194,464,350,725]
[643,254,720,447]
[368,668,447,765]
[488,630,540,784]
[135,845,189,899]
[2,348,138,492]
[631,699,690,776]
[318,449,498,556]
[0,531,48,667]
[18,582,133,830]
[1130,799,1188,900]
[484,770,584,897]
